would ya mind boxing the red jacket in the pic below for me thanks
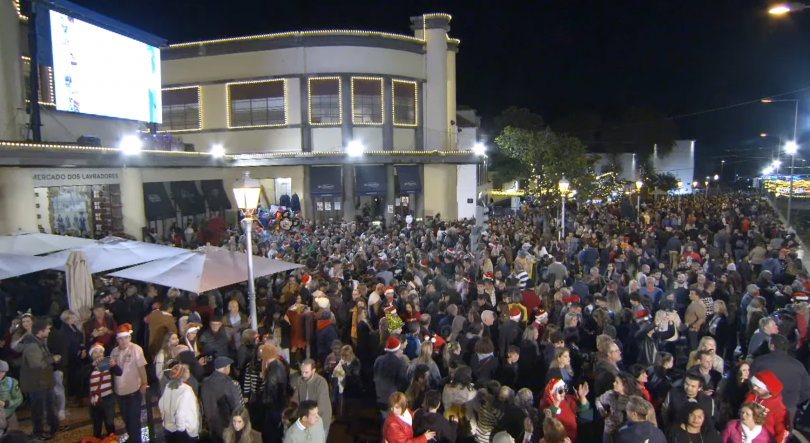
[382,410,427,443]
[744,392,790,443]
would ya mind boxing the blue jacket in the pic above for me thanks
[763,257,782,278]
[615,420,666,443]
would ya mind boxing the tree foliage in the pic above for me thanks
[495,127,598,200]
[653,172,681,193]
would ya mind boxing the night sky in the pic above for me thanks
[67,0,810,178]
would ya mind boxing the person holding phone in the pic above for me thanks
[86,342,121,439]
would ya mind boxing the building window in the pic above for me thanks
[351,77,383,125]
[161,86,201,132]
[22,56,54,106]
[309,77,341,125]
[227,79,286,128]
[393,80,417,127]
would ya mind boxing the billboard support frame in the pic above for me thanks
[27,5,42,142]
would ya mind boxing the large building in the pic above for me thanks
[0,1,484,237]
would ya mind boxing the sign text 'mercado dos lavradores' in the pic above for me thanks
[32,169,121,187]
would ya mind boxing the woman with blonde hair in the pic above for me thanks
[155,333,180,379]
[223,406,262,443]
[407,341,441,388]
[182,322,201,356]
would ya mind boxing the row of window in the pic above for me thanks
[161,77,418,132]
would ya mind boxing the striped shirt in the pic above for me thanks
[515,271,529,289]
[89,369,113,405]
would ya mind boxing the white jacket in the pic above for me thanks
[159,383,200,437]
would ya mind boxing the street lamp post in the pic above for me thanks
[705,179,710,197]
[558,176,569,240]
[635,180,643,224]
[232,171,262,331]
[677,180,683,210]
[786,141,799,229]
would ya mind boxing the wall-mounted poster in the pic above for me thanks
[50,186,92,236]
[325,202,332,211]
[334,201,341,210]
[316,202,323,211]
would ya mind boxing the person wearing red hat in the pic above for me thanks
[498,307,524,359]
[745,370,790,443]
[538,379,592,442]
[373,336,408,412]
[110,323,148,443]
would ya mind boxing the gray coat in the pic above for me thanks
[291,373,332,429]
[284,420,325,443]
[20,335,55,393]
[199,371,242,438]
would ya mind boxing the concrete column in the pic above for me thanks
[383,78,393,151]
[447,46,457,146]
[385,164,395,227]
[303,165,314,221]
[425,26,449,151]
[341,75,353,148]
[119,168,147,240]
[0,168,37,234]
[300,79,312,152]
[343,165,355,222]
[416,164,425,220]
[0,0,23,141]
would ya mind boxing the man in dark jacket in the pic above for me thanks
[374,336,408,410]
[261,345,288,443]
[498,307,524,358]
[616,395,666,443]
[594,341,622,397]
[21,319,60,440]
[315,310,338,365]
[661,373,717,432]
[83,303,117,355]
[413,390,457,443]
[751,334,810,421]
[198,315,231,361]
[200,357,243,443]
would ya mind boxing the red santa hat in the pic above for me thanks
[384,286,395,296]
[794,292,809,302]
[383,305,397,315]
[751,370,783,395]
[509,307,522,321]
[116,323,133,338]
[483,272,493,281]
[384,336,401,353]
[562,294,581,305]
[634,309,649,320]
[89,342,105,356]
[534,309,549,324]
[420,259,429,267]
[301,274,311,286]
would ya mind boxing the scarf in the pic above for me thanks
[333,360,347,394]
[741,423,762,443]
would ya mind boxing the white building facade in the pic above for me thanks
[591,140,696,193]
[0,4,482,237]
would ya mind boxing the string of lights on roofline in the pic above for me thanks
[0,140,482,159]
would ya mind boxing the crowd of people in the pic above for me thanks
[0,191,809,443]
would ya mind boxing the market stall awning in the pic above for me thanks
[142,182,175,220]
[0,253,67,279]
[48,236,187,274]
[170,181,206,215]
[310,166,342,197]
[355,165,387,196]
[106,245,303,293]
[396,165,421,194]
[200,180,232,211]
[0,231,95,256]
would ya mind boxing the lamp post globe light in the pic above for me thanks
[677,180,683,209]
[558,176,569,240]
[635,180,643,224]
[233,171,262,331]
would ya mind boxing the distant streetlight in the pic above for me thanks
[346,141,364,156]
[473,142,487,156]
[769,3,810,14]
[713,174,719,181]
[635,180,643,224]
[761,133,768,137]
[558,176,570,239]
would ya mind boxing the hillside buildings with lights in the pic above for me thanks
[0,1,487,237]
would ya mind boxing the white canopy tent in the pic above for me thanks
[0,231,95,256]
[106,245,303,293]
[48,236,187,274]
[0,253,66,280]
